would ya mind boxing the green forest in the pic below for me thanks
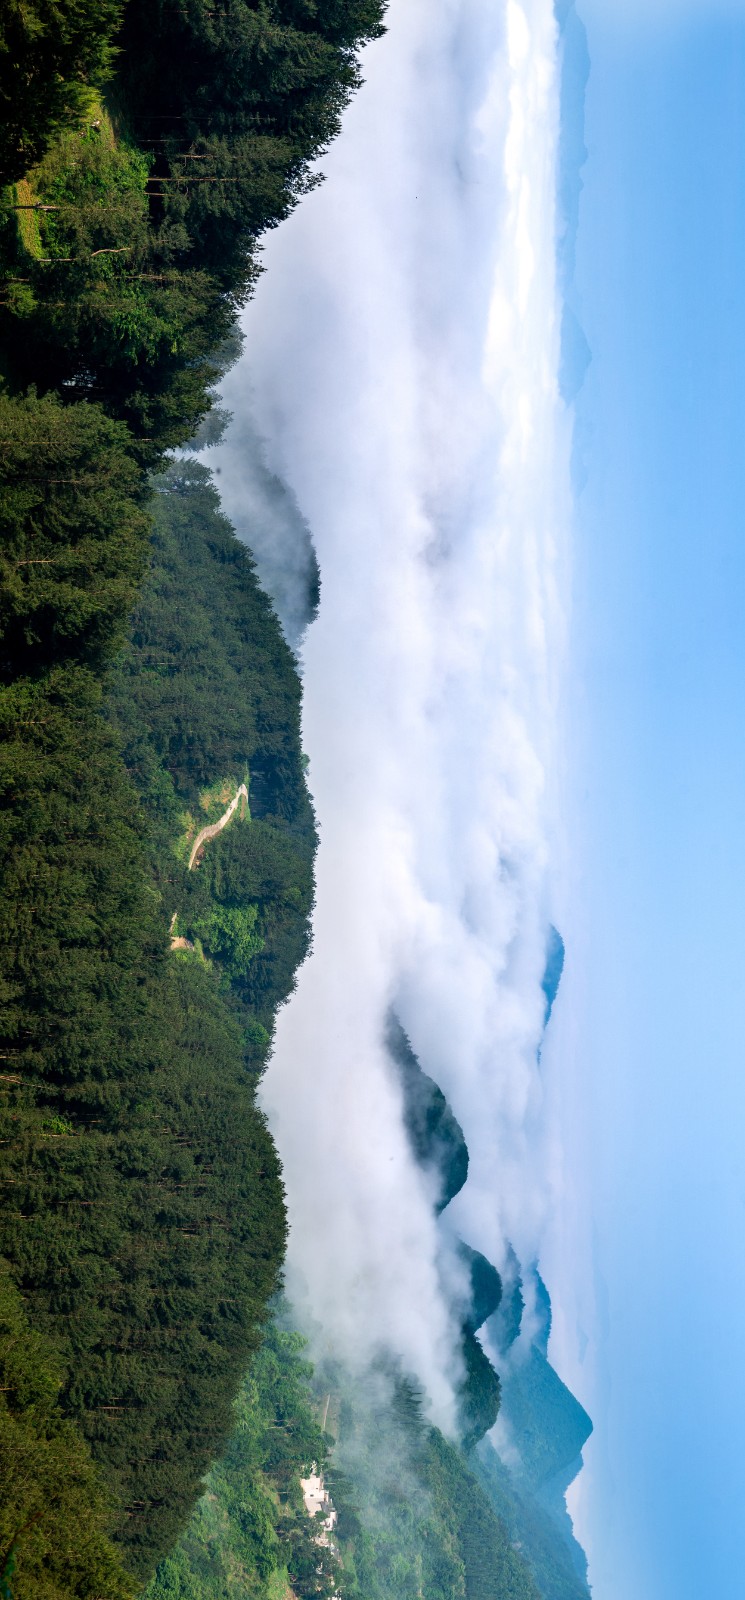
[0,435,314,1591]
[144,1309,344,1600]
[0,2,382,1594]
[142,1320,541,1600]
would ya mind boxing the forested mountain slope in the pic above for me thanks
[0,2,384,1593]
[0,444,310,1588]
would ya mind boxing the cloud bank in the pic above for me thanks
[208,404,319,654]
[210,0,570,1423]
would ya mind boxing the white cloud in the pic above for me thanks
[207,406,319,653]
[212,0,571,1421]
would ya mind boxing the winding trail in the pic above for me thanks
[188,783,248,870]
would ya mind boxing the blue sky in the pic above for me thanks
[568,4,745,1595]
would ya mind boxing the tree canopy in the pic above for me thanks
[0,0,123,185]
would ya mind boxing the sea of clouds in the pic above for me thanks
[207,0,571,1428]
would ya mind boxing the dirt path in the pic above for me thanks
[188,783,248,870]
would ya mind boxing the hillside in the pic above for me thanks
[0,2,384,1593]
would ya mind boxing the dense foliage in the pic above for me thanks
[115,0,387,296]
[107,459,315,1049]
[0,1264,135,1600]
[110,459,312,837]
[323,1371,540,1600]
[0,0,386,461]
[0,0,123,185]
[141,1325,542,1600]
[145,1312,345,1600]
[474,1443,592,1600]
[0,389,150,676]
[0,112,234,459]
[1,0,384,1590]
[0,457,306,1581]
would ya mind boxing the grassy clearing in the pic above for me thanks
[174,780,249,864]
[174,809,198,864]
[93,100,117,152]
[11,93,115,252]
[13,179,42,258]
[198,775,250,821]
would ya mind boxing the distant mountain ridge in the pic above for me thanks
[387,919,593,1600]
